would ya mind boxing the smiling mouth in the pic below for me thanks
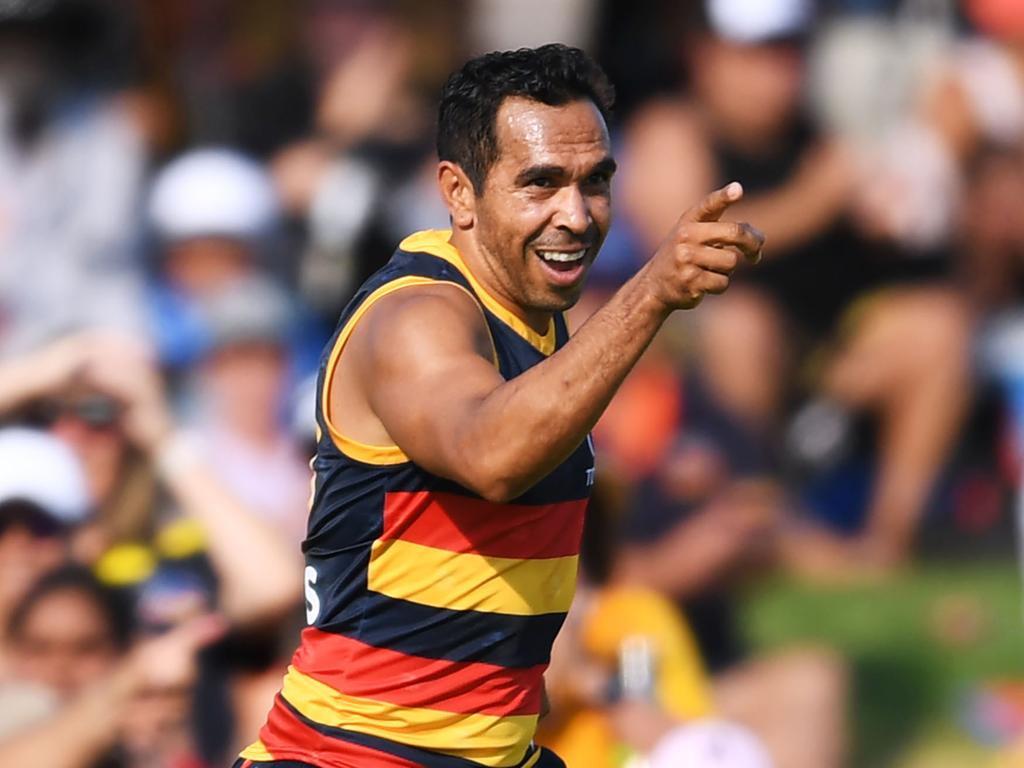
[534,247,592,286]
[536,248,587,270]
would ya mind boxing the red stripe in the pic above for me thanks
[381,491,586,559]
[259,697,425,768]
[293,627,544,717]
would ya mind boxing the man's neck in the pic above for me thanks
[448,228,552,335]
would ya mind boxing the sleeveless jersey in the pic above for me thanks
[240,230,594,768]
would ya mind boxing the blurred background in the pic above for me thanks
[2,0,1024,765]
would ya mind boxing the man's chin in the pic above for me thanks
[536,281,586,313]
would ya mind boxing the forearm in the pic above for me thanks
[0,669,133,767]
[156,436,302,624]
[456,273,668,500]
[0,356,56,414]
[727,145,850,254]
[616,514,749,598]
[727,187,838,255]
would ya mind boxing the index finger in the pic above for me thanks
[681,181,744,223]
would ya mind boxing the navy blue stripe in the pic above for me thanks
[279,696,541,768]
[319,592,566,668]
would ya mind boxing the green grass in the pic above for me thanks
[739,561,1024,767]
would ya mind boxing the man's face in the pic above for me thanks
[472,97,615,314]
[11,587,119,699]
[163,238,252,297]
[0,513,65,618]
[695,39,804,140]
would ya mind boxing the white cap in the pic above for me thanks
[148,148,279,245]
[0,428,91,525]
[650,720,774,768]
[706,0,811,44]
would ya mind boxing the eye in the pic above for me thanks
[582,172,611,192]
[528,176,554,189]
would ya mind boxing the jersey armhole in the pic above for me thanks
[321,276,499,466]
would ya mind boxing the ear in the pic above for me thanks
[437,161,477,231]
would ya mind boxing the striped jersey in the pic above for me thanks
[240,230,594,768]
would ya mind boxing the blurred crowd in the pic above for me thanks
[2,0,1024,765]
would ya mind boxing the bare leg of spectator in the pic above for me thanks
[824,287,972,562]
[696,287,790,430]
[713,646,848,768]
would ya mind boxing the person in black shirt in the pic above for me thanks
[615,0,971,567]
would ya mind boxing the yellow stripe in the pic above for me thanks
[368,538,578,616]
[238,739,275,760]
[523,749,543,768]
[281,666,537,767]
[321,275,494,465]
[400,230,557,356]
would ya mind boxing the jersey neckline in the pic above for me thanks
[399,229,557,356]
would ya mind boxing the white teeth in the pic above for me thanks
[538,250,585,263]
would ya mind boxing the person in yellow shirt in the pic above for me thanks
[538,492,714,768]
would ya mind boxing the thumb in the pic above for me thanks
[682,181,744,223]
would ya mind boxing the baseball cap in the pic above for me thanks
[0,428,90,527]
[705,0,812,45]
[148,148,280,246]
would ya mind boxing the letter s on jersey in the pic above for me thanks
[304,565,321,625]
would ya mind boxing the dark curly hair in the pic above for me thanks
[437,43,615,193]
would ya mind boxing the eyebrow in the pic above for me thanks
[515,156,618,185]
[589,157,618,178]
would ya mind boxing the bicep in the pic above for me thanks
[354,286,504,481]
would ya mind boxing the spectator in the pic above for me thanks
[0,565,223,768]
[0,333,302,627]
[538,487,719,767]
[148,148,280,293]
[190,275,312,544]
[0,0,148,356]
[615,0,971,566]
[0,428,90,643]
[595,328,849,768]
[147,146,325,374]
[146,147,283,367]
[888,0,1024,248]
[271,0,461,320]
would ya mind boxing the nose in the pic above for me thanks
[551,184,592,236]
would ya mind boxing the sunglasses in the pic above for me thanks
[35,395,122,430]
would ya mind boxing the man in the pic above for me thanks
[236,44,762,768]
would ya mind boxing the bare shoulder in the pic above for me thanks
[335,279,502,466]
[350,281,494,372]
[625,98,708,147]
